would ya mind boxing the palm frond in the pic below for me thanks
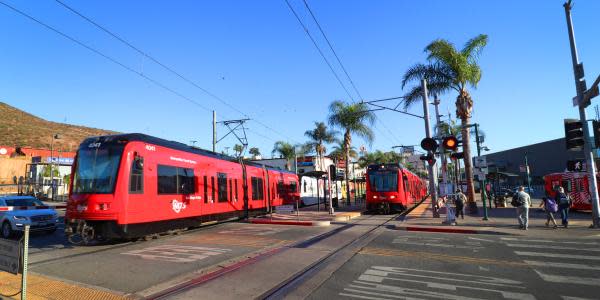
[462,34,488,63]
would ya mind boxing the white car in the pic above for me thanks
[0,195,59,239]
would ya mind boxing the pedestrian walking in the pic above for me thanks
[539,195,558,229]
[514,186,532,230]
[455,190,466,220]
[555,187,571,228]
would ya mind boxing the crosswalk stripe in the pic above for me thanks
[514,251,600,261]
[535,270,600,286]
[345,283,485,300]
[562,296,599,300]
[501,237,599,246]
[524,260,600,270]
[506,243,600,252]
[339,292,396,300]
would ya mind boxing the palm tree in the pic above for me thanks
[329,140,358,162]
[328,100,376,204]
[272,141,296,171]
[304,122,338,172]
[401,34,488,204]
[233,144,244,157]
[249,147,261,159]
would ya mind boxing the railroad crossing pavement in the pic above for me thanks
[306,230,600,300]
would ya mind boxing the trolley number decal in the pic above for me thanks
[121,245,230,263]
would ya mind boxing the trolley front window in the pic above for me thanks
[369,172,398,192]
[73,145,124,194]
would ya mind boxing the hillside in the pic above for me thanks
[0,102,118,151]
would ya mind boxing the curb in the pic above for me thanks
[395,225,511,235]
[250,219,331,227]
[333,211,362,222]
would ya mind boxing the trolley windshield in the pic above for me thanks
[369,171,398,192]
[72,144,124,194]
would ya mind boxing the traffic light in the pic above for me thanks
[450,152,464,160]
[329,164,337,176]
[564,119,584,150]
[420,137,438,152]
[442,136,459,151]
[419,152,436,165]
[593,120,600,149]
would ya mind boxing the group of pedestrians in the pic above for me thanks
[512,186,571,230]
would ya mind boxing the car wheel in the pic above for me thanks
[1,222,13,239]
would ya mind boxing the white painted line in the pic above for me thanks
[501,237,599,245]
[345,284,483,300]
[391,240,483,250]
[364,268,518,288]
[524,260,600,271]
[371,266,522,285]
[339,292,396,300]
[535,270,600,286]
[506,243,600,252]
[515,251,600,261]
[468,237,494,243]
[562,296,599,300]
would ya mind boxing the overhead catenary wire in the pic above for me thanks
[283,0,355,102]
[52,0,295,144]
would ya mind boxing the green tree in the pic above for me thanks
[41,165,59,178]
[328,100,375,204]
[233,144,244,157]
[272,141,296,171]
[357,150,405,168]
[249,147,261,158]
[401,34,488,203]
[304,122,338,171]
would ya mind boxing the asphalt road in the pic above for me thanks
[308,230,600,300]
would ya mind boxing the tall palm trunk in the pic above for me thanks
[461,118,476,204]
[344,130,351,205]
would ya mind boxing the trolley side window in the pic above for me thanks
[157,165,195,195]
[217,173,228,202]
[211,176,215,202]
[229,179,233,202]
[235,179,238,201]
[562,180,572,193]
[129,156,144,194]
[251,177,264,200]
[203,176,208,203]
[290,181,297,193]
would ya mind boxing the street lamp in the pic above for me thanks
[50,134,60,201]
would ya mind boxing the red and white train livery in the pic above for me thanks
[65,133,299,242]
[366,163,427,213]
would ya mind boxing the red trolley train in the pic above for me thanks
[366,163,427,214]
[544,172,595,211]
[65,133,299,243]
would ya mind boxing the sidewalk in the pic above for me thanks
[398,198,600,239]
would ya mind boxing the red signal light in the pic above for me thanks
[442,136,459,151]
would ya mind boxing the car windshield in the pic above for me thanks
[72,143,124,194]
[369,171,398,192]
[4,197,45,207]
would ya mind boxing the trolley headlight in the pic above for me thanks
[13,215,28,221]
[373,195,378,199]
[390,195,396,199]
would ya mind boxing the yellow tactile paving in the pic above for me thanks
[179,234,289,248]
[0,271,129,300]
[407,198,430,217]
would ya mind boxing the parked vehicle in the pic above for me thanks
[513,187,535,195]
[0,195,59,239]
[366,163,427,214]
[65,133,299,244]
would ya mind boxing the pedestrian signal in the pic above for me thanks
[564,119,584,150]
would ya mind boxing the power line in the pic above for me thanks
[53,0,294,143]
[283,0,355,101]
[302,0,362,101]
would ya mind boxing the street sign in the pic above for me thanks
[567,159,586,172]
[0,238,20,274]
[473,156,487,168]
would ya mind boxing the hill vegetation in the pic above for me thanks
[0,102,118,151]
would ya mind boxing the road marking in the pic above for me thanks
[218,226,284,236]
[501,237,599,245]
[360,247,526,268]
[344,266,535,300]
[535,270,600,286]
[392,240,483,250]
[562,296,599,300]
[523,260,600,270]
[121,245,230,263]
[468,237,494,243]
[506,243,600,252]
[179,234,288,248]
[515,251,600,261]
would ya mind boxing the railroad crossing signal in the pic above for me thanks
[564,119,584,150]
[442,136,459,151]
[420,137,438,152]
[419,152,436,165]
[450,152,464,160]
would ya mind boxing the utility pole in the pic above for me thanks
[564,1,600,228]
[422,79,439,217]
[524,152,532,192]
[433,96,447,195]
[212,110,217,152]
[474,124,488,221]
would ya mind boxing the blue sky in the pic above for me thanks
[1,0,599,157]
